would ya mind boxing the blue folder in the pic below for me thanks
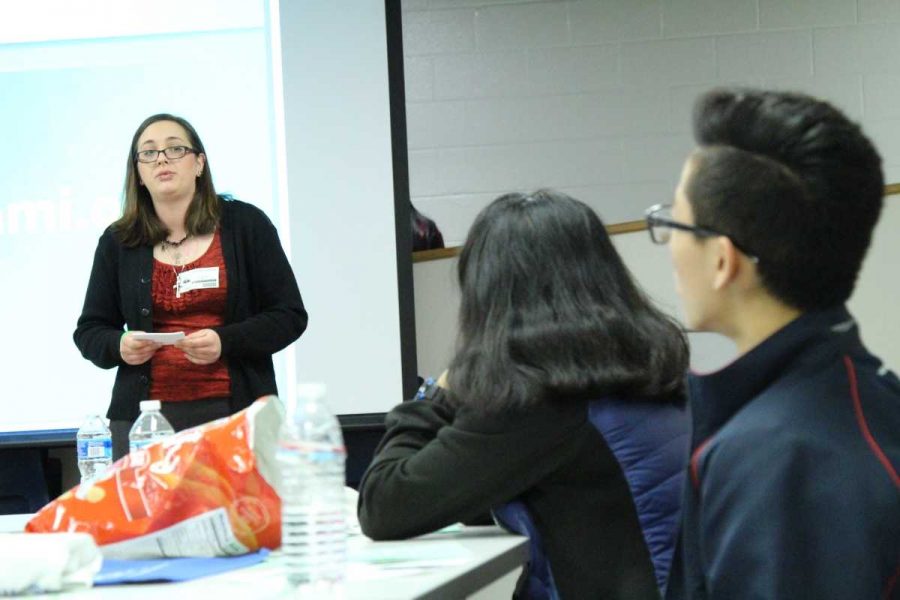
[95,550,269,585]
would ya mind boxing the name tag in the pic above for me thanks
[176,267,219,297]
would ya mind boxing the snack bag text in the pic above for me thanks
[26,398,283,559]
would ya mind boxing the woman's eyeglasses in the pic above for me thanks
[135,146,196,163]
[644,203,759,263]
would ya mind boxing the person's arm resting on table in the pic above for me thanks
[357,387,586,540]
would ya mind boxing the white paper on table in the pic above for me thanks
[129,332,185,345]
[349,538,472,572]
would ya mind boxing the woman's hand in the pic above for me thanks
[175,329,222,365]
[436,369,450,389]
[120,332,160,365]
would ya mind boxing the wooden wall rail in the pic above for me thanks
[413,183,900,264]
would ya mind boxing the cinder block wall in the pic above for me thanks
[406,0,900,378]
[402,0,900,243]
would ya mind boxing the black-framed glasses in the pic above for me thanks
[644,203,759,263]
[135,145,196,163]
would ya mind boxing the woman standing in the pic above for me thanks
[358,190,690,599]
[74,114,307,459]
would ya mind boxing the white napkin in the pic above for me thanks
[0,533,101,595]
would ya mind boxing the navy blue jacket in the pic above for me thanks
[666,307,900,599]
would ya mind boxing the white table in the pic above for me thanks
[0,514,28,533]
[0,515,527,599]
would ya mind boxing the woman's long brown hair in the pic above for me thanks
[112,113,220,247]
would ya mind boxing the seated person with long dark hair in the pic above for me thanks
[358,190,691,599]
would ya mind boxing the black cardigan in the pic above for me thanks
[358,390,661,600]
[73,197,308,421]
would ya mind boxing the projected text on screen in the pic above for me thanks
[0,1,286,432]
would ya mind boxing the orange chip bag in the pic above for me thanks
[26,397,283,559]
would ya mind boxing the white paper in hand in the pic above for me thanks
[129,332,185,345]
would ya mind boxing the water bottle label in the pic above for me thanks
[129,431,171,454]
[78,439,113,460]
[279,441,346,455]
[130,439,153,451]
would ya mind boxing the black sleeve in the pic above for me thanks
[215,207,308,359]
[73,231,126,369]
[357,390,588,541]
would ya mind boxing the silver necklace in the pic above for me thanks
[161,237,191,297]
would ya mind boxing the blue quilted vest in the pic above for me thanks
[493,397,690,599]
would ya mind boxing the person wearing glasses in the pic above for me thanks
[359,190,691,599]
[74,114,307,459]
[647,89,900,599]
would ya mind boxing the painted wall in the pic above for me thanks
[405,0,900,379]
[402,0,900,243]
[414,198,900,379]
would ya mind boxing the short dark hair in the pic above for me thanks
[688,88,884,310]
[113,113,220,247]
[448,189,688,412]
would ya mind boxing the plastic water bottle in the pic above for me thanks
[128,400,175,453]
[76,415,113,484]
[277,383,348,587]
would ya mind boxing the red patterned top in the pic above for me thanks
[150,230,230,402]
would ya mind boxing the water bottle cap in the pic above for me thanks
[140,400,162,412]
